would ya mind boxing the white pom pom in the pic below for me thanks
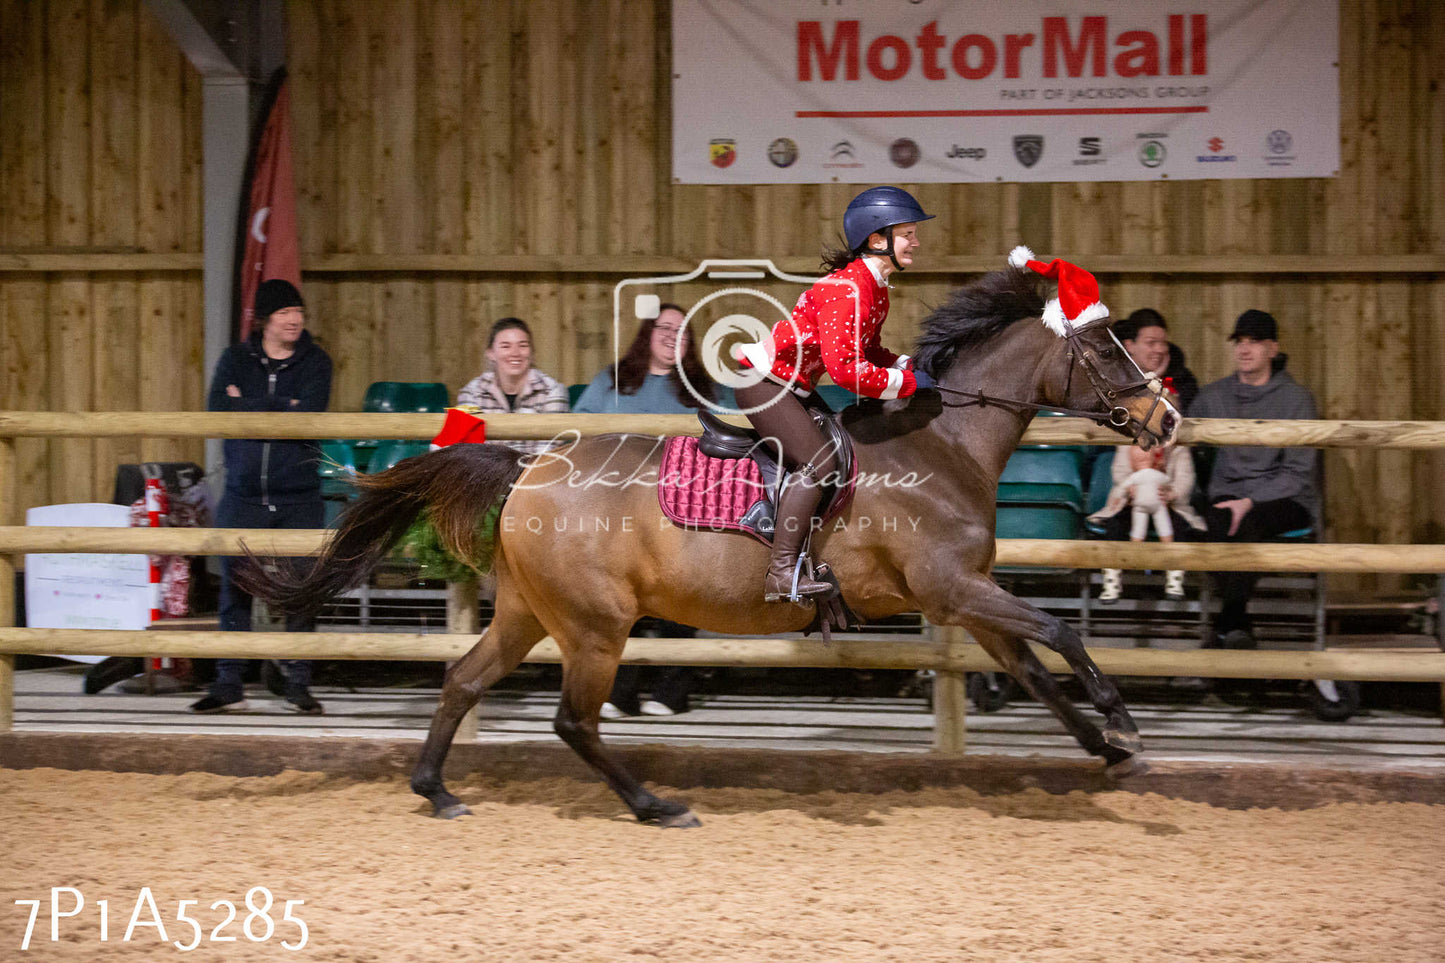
[1008,246,1035,269]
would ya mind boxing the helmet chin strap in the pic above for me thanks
[865,226,905,272]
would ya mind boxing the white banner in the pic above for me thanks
[672,0,1338,184]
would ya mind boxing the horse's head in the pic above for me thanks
[911,260,1180,451]
[1042,317,1180,451]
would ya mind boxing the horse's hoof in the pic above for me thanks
[658,809,702,829]
[1103,728,1143,755]
[1105,753,1149,779]
[434,802,472,820]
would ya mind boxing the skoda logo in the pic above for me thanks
[889,138,920,169]
[1138,139,1166,168]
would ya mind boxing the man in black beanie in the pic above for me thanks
[1190,309,1319,650]
[191,279,333,715]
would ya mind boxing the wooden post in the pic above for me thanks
[0,438,15,732]
[446,577,481,742]
[931,625,968,754]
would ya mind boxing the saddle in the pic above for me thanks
[694,406,857,542]
[690,406,860,642]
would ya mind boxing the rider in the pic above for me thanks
[733,186,938,603]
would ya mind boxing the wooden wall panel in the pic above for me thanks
[0,0,1441,558]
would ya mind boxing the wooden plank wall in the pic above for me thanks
[0,0,204,521]
[0,0,1441,574]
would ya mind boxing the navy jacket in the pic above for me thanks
[207,330,333,503]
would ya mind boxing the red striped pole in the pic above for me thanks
[144,477,167,674]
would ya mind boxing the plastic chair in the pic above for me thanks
[997,448,1085,511]
[317,441,359,497]
[367,440,431,474]
[568,384,587,408]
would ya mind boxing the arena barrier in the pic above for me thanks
[1,411,1443,751]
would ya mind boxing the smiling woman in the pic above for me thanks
[455,317,569,455]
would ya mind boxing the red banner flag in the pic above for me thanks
[237,70,301,341]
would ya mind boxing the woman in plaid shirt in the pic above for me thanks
[455,317,569,455]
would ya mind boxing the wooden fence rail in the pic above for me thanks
[1,412,1445,448]
[1,411,1442,748]
[0,528,1442,574]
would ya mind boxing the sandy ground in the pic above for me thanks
[1,768,1442,962]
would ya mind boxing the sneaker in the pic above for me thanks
[1097,569,1122,603]
[189,694,249,714]
[639,700,677,717]
[282,688,325,715]
[1163,570,1185,599]
[1221,629,1257,650]
[600,702,627,720]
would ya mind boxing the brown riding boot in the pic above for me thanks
[764,481,832,602]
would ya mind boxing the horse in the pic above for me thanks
[249,266,1180,827]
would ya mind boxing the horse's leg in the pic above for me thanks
[929,573,1141,755]
[972,629,1142,774]
[552,634,701,828]
[410,595,545,818]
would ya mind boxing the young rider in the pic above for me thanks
[734,186,937,603]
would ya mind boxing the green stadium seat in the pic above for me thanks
[995,505,1081,540]
[568,383,587,407]
[814,384,856,412]
[317,440,359,497]
[362,381,451,414]
[404,382,450,413]
[997,448,1085,511]
[367,440,431,474]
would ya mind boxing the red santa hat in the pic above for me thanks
[1007,246,1110,336]
[430,406,487,450]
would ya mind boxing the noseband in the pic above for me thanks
[935,322,1172,446]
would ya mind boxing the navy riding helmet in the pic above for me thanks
[842,186,935,252]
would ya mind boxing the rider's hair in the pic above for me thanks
[487,316,531,347]
[820,229,879,274]
[610,305,717,407]
[1113,308,1167,343]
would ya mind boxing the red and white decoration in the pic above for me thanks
[1008,245,1110,335]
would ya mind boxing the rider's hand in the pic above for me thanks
[911,370,936,392]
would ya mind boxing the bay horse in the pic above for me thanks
[252,267,1180,826]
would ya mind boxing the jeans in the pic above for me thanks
[212,494,325,697]
[1202,496,1313,636]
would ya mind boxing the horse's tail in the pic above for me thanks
[240,443,526,620]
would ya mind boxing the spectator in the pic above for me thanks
[577,304,733,718]
[572,303,735,414]
[190,279,332,715]
[455,317,568,454]
[1087,424,1207,601]
[1190,309,1320,648]
[1113,308,1199,411]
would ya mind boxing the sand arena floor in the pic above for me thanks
[2,766,1442,962]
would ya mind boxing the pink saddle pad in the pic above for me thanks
[657,436,771,541]
[656,436,858,543]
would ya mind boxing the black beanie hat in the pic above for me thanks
[255,279,305,321]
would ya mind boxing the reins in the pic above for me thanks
[930,324,1170,443]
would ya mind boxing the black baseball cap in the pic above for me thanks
[1229,309,1277,341]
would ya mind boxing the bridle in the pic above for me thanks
[935,321,1175,447]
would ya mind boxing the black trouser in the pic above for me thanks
[734,381,838,479]
[213,494,324,697]
[608,619,699,714]
[1202,496,1312,637]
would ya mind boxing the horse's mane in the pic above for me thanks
[911,268,1046,377]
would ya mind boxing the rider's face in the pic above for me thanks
[871,222,920,268]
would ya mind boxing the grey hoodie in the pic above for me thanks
[1188,370,1320,519]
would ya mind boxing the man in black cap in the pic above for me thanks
[191,279,333,714]
[1189,309,1320,649]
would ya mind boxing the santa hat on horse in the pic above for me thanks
[1007,246,1110,336]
